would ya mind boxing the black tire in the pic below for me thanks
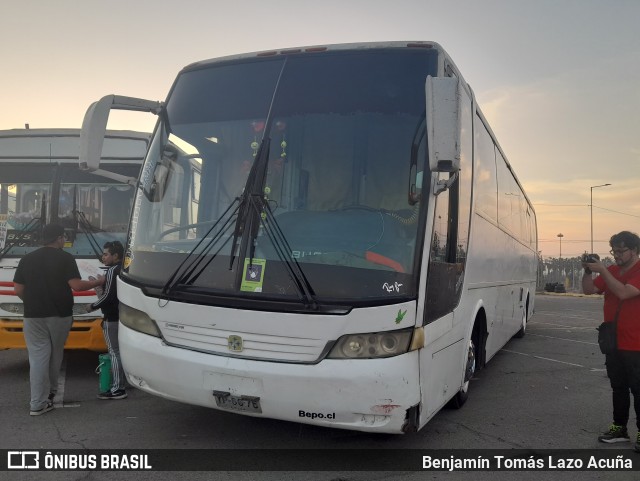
[447,337,476,409]
[448,380,469,409]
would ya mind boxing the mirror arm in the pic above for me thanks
[79,95,162,172]
[87,168,138,186]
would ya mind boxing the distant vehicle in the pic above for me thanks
[544,282,566,293]
[0,128,149,350]
[80,41,538,432]
[554,283,567,293]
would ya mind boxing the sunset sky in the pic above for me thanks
[2,0,638,259]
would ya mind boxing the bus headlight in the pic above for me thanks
[73,304,95,316]
[119,303,161,338]
[0,303,24,314]
[327,328,414,359]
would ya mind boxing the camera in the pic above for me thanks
[582,253,599,274]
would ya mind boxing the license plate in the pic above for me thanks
[213,391,262,413]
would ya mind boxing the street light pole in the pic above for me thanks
[557,233,564,284]
[590,183,612,254]
[557,233,563,259]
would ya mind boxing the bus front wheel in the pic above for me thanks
[448,338,476,409]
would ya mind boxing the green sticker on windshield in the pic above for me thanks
[241,258,266,292]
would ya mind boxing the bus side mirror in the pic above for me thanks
[79,95,162,172]
[144,145,179,203]
[426,76,461,173]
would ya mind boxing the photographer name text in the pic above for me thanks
[423,454,633,471]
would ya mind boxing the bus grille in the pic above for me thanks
[159,322,327,363]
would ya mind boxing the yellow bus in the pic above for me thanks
[0,128,148,350]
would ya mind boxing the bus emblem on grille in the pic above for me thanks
[228,335,243,352]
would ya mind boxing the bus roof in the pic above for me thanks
[0,128,150,164]
[182,41,447,72]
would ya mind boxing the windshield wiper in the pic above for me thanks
[161,57,315,307]
[1,192,45,260]
[73,209,104,259]
[160,199,240,298]
[257,198,317,309]
[229,58,287,271]
[228,136,271,269]
[227,136,317,308]
[0,217,41,260]
[225,58,316,308]
[171,166,318,309]
[70,184,107,259]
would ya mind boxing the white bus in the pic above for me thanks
[80,41,537,433]
[0,128,149,350]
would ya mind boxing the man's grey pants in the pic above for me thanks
[23,316,73,411]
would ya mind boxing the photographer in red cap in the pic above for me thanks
[13,223,103,416]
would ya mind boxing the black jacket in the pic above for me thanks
[91,263,121,322]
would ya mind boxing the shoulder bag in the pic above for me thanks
[597,302,622,355]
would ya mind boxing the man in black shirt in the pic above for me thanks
[13,224,102,416]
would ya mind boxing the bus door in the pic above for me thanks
[419,81,473,422]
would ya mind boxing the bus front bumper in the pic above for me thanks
[0,317,106,351]
[120,324,421,434]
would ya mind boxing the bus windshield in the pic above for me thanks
[125,48,439,307]
[1,163,139,258]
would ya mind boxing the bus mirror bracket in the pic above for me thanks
[433,172,459,196]
[425,76,461,175]
[79,95,163,182]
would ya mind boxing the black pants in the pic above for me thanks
[605,350,640,429]
[101,320,125,392]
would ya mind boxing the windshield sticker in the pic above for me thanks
[241,258,266,292]
[382,282,403,293]
[395,309,407,324]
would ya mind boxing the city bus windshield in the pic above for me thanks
[0,163,140,258]
[125,48,439,308]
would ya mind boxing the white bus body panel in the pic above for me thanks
[465,213,535,357]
